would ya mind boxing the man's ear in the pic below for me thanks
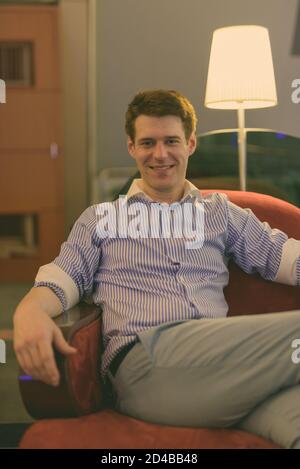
[188,132,197,157]
[127,137,136,159]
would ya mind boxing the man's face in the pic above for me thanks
[127,115,196,199]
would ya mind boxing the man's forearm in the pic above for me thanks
[14,286,63,319]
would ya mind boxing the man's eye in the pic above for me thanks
[166,139,178,145]
[140,141,153,147]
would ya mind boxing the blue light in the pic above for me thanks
[275,132,286,139]
[18,375,33,381]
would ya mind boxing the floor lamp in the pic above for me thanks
[204,25,277,191]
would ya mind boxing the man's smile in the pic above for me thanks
[148,164,175,170]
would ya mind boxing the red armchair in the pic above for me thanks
[19,190,300,449]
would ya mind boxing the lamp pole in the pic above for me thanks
[237,106,247,191]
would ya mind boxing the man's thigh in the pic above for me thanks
[113,311,300,428]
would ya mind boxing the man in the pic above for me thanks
[14,89,300,448]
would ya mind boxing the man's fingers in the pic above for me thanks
[38,340,60,386]
[16,348,47,382]
[15,338,59,386]
[53,327,77,356]
[26,346,43,375]
[13,321,76,386]
[13,308,74,386]
[16,348,34,376]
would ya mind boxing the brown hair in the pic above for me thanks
[125,89,197,142]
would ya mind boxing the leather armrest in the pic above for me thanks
[19,302,103,419]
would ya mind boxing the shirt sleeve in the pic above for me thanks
[34,205,102,310]
[33,281,68,310]
[224,197,300,286]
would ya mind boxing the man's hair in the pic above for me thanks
[125,89,197,142]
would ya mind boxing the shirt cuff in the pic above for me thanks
[274,238,300,286]
[35,262,80,310]
[34,282,67,311]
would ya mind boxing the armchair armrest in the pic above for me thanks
[19,302,104,419]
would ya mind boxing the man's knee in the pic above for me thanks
[237,385,300,448]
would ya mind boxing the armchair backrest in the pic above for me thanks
[202,190,300,316]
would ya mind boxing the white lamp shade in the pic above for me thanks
[204,25,277,109]
[0,79,6,103]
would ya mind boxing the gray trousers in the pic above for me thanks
[107,310,300,448]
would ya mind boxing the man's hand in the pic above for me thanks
[13,287,77,386]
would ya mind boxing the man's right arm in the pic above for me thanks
[13,205,101,386]
[13,286,77,387]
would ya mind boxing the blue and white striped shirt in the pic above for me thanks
[35,180,300,378]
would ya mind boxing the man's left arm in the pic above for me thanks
[225,199,300,286]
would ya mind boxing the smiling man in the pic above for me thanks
[13,89,300,448]
[126,91,198,204]
[127,113,196,203]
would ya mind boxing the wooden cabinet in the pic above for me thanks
[0,5,64,281]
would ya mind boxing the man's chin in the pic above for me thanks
[148,181,174,193]
[149,182,185,197]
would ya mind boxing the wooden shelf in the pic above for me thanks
[0,5,64,281]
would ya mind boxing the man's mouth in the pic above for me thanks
[149,164,175,170]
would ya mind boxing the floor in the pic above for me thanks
[0,283,34,424]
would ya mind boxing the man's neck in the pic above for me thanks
[140,181,184,204]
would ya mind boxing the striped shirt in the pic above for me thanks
[35,179,300,378]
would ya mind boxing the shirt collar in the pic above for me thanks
[126,178,201,203]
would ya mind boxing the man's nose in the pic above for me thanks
[153,142,168,159]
